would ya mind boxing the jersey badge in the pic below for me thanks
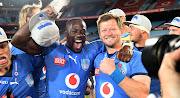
[117,62,127,75]
[81,59,90,71]
[25,74,34,87]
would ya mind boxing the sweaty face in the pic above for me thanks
[0,42,11,69]
[129,25,142,43]
[99,19,121,48]
[169,26,180,35]
[66,20,86,53]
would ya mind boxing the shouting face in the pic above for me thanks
[0,42,11,70]
[65,19,86,53]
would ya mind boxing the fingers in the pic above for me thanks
[44,6,58,19]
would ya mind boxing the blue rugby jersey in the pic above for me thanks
[0,54,43,97]
[94,50,148,98]
[133,44,161,96]
[10,44,46,97]
[41,41,103,97]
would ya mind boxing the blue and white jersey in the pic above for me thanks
[133,44,161,96]
[10,43,24,55]
[41,41,103,97]
[0,54,43,97]
[133,44,143,52]
[10,44,46,98]
[94,50,148,98]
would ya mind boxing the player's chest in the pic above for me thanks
[45,51,94,70]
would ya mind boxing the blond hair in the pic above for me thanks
[19,2,42,28]
[97,13,122,32]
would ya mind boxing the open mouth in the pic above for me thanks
[0,56,8,65]
[75,39,82,43]
[74,39,83,49]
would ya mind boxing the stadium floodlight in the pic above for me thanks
[0,2,3,7]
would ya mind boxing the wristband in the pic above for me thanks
[110,68,125,84]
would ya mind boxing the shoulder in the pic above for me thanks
[86,40,103,48]
[10,45,24,55]
[95,52,105,60]
[42,42,63,55]
[14,53,42,61]
[131,50,142,59]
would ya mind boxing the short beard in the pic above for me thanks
[0,64,9,69]
[132,34,142,44]
[105,43,115,48]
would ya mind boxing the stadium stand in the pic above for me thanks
[0,0,180,39]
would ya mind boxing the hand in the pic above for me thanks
[158,48,180,98]
[42,6,58,19]
[99,58,116,75]
[116,45,133,62]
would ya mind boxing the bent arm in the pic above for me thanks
[100,58,150,98]
[119,75,150,98]
[11,22,43,55]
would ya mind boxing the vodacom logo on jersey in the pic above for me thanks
[65,73,80,89]
[100,82,114,98]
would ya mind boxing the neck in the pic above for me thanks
[135,40,146,47]
[106,43,122,54]
[135,34,149,47]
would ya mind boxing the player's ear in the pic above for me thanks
[141,30,145,34]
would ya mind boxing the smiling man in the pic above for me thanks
[94,13,150,98]
[11,16,104,97]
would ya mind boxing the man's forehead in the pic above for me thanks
[169,26,180,29]
[68,22,86,29]
[70,20,84,26]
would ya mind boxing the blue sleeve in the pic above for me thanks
[41,42,60,56]
[10,45,24,55]
[87,40,104,53]
[94,53,104,68]
[129,50,148,78]
[20,54,44,68]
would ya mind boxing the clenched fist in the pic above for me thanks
[99,58,116,75]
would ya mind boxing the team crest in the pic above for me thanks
[117,62,127,75]
[38,13,45,20]
[25,74,34,87]
[81,59,90,71]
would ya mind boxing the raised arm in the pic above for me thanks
[11,22,43,55]
[11,6,58,55]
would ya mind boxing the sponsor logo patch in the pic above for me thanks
[54,57,66,66]
[100,82,114,97]
[65,73,80,89]
[95,68,100,76]
[59,90,80,95]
